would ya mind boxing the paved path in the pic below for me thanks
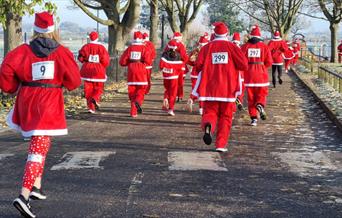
[0,71,341,217]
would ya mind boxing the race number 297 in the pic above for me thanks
[32,61,55,81]
[212,52,228,64]
[248,48,261,58]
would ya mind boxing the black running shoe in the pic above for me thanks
[279,78,283,84]
[203,124,212,145]
[256,104,267,120]
[30,186,47,200]
[135,102,143,114]
[235,98,243,111]
[13,195,36,218]
[91,98,100,110]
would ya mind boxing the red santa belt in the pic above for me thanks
[22,81,62,88]
[248,62,264,65]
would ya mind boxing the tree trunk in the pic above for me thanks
[4,12,22,56]
[149,0,159,47]
[329,23,338,63]
[181,24,189,44]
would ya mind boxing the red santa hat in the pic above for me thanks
[232,32,240,43]
[273,31,281,39]
[250,25,261,38]
[214,23,229,37]
[211,21,224,30]
[198,36,209,46]
[167,40,178,50]
[203,32,210,40]
[34,11,54,33]
[133,31,144,42]
[89,31,99,42]
[173,32,182,40]
[143,32,149,40]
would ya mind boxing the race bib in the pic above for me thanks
[130,51,141,60]
[88,54,100,63]
[32,61,54,81]
[212,52,228,64]
[163,68,173,74]
[248,48,261,58]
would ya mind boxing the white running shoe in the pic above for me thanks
[187,98,194,112]
[216,147,228,152]
[168,110,175,116]
[163,99,169,110]
[199,108,203,115]
[88,109,95,114]
[250,119,258,126]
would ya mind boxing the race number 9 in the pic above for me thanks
[248,48,261,58]
[32,61,55,81]
[212,52,228,64]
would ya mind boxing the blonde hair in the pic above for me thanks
[31,30,60,43]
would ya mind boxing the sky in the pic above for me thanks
[22,0,334,34]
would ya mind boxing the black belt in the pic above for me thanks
[22,82,62,88]
[130,59,141,63]
[249,62,264,65]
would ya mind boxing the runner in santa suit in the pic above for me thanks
[143,32,156,94]
[172,32,188,102]
[338,40,342,63]
[283,41,295,73]
[232,32,245,111]
[78,31,110,113]
[241,25,272,126]
[193,23,248,152]
[268,31,288,88]
[292,39,301,65]
[0,12,81,218]
[120,31,152,117]
[187,36,209,115]
[160,40,184,116]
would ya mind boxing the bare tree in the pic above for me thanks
[146,0,159,46]
[160,0,204,41]
[73,0,141,54]
[234,0,305,39]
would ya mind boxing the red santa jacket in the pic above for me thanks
[241,38,273,87]
[187,48,201,79]
[78,42,110,82]
[268,39,288,65]
[293,42,301,57]
[192,38,248,102]
[338,43,342,55]
[119,42,152,85]
[159,50,184,80]
[283,47,295,61]
[0,37,81,137]
[144,40,156,69]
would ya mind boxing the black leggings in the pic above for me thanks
[272,65,282,83]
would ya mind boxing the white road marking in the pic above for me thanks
[50,151,115,170]
[272,151,340,177]
[0,153,14,161]
[126,172,144,214]
[168,151,227,171]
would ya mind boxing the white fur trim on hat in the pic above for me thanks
[33,24,55,33]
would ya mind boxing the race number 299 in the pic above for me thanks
[212,52,228,64]
[32,61,55,81]
[248,48,261,58]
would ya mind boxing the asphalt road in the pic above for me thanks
[0,71,341,218]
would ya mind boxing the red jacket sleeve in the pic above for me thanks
[142,48,153,66]
[231,44,248,72]
[264,46,273,68]
[195,46,205,73]
[100,47,110,68]
[0,50,20,94]
[62,48,81,91]
[78,45,87,63]
[119,48,130,67]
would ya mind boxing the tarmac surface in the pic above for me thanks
[0,71,341,217]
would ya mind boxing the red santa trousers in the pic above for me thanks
[177,71,185,99]
[246,87,269,118]
[163,79,178,110]
[145,69,152,94]
[191,78,203,109]
[284,60,291,71]
[201,102,236,148]
[128,85,146,116]
[237,82,245,103]
[84,81,104,111]
[22,136,51,190]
